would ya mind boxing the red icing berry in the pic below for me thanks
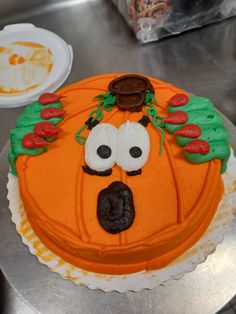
[34,122,60,138]
[174,124,201,138]
[184,140,210,154]
[22,133,48,149]
[163,111,188,124]
[39,93,61,105]
[167,94,189,107]
[41,108,65,120]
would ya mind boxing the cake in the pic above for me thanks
[8,73,231,276]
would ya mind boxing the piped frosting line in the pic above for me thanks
[119,111,130,245]
[75,145,90,242]
[163,140,185,223]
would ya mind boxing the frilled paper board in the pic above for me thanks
[7,150,236,292]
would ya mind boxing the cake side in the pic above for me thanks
[13,73,229,274]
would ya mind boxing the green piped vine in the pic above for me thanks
[75,92,117,145]
[144,90,165,155]
[75,90,166,154]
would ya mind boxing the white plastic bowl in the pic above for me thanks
[0,23,73,108]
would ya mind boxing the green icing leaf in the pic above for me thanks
[9,100,63,176]
[165,109,224,134]
[10,142,46,159]
[184,142,230,174]
[166,95,230,173]
[16,112,62,128]
[8,143,46,176]
[23,101,62,114]
[168,96,214,113]
[10,126,34,147]
[9,126,47,175]
[8,151,17,176]
[176,124,229,146]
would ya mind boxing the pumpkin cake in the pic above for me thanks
[8,73,231,275]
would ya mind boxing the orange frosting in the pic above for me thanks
[16,74,224,275]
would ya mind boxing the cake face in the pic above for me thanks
[10,74,230,275]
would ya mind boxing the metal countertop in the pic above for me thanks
[0,0,236,313]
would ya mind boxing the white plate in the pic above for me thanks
[0,23,73,108]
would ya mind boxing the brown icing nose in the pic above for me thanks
[97,181,135,234]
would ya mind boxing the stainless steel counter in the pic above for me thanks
[0,0,236,313]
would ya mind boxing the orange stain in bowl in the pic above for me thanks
[0,41,54,95]
[14,41,45,48]
[9,53,26,65]
[48,63,53,73]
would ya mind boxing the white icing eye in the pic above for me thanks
[85,123,118,172]
[116,121,150,172]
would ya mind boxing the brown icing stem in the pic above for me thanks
[116,93,145,112]
[108,74,154,112]
[109,74,154,94]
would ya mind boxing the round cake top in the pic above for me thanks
[10,73,230,274]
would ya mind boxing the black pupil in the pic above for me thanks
[129,146,142,158]
[97,145,112,159]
